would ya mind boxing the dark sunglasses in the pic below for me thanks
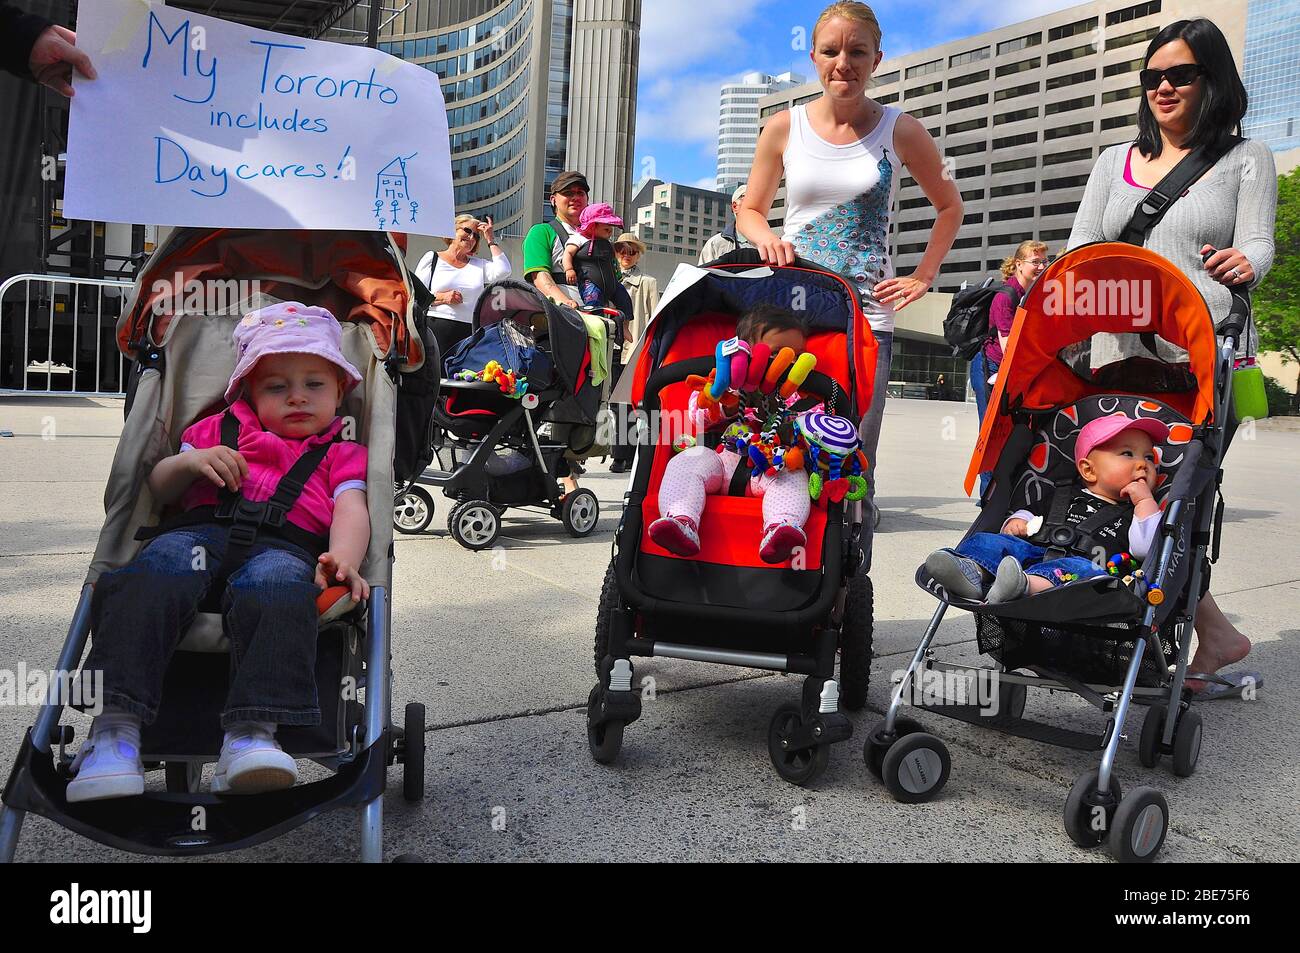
[1139,63,1204,91]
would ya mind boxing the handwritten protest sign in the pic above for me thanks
[64,0,454,237]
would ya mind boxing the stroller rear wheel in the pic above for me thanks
[1063,769,1123,849]
[1138,705,1166,768]
[400,702,426,802]
[838,575,873,711]
[767,703,830,787]
[448,500,502,551]
[393,485,435,535]
[1108,787,1169,863]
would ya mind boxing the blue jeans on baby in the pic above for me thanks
[84,522,322,729]
[954,532,1107,588]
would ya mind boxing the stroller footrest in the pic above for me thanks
[916,701,1105,751]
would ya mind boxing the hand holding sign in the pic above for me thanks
[64,0,453,236]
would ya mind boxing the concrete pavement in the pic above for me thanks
[0,395,1294,862]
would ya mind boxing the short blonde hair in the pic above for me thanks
[813,2,882,51]
[444,214,481,253]
[1000,240,1049,278]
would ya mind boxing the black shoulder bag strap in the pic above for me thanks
[1118,136,1243,246]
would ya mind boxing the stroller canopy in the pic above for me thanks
[472,279,595,397]
[118,228,423,370]
[966,243,1219,495]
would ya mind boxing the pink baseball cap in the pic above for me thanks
[225,302,363,403]
[1074,414,1170,464]
[579,202,623,237]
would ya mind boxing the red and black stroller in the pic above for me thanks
[587,254,877,785]
[868,243,1248,862]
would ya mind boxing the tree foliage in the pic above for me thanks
[1255,167,1300,382]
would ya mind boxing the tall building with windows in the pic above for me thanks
[328,0,639,237]
[758,0,1244,294]
[631,179,733,261]
[1242,0,1300,154]
[716,71,804,193]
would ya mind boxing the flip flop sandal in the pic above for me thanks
[1186,669,1264,701]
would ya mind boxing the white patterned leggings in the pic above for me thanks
[659,446,811,530]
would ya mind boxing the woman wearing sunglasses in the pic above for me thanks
[1068,18,1276,698]
[414,214,512,360]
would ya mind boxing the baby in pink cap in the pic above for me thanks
[67,302,371,803]
[926,415,1168,603]
[562,202,636,319]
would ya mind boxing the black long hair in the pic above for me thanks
[1135,18,1248,158]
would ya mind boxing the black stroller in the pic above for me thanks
[392,281,616,550]
[867,242,1248,862]
[587,256,878,785]
[0,229,425,862]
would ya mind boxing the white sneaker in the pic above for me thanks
[211,723,298,794]
[66,715,145,803]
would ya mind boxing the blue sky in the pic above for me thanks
[634,0,1085,192]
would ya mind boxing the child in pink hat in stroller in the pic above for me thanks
[563,202,637,321]
[66,302,371,803]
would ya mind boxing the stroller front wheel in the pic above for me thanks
[863,716,925,779]
[1108,787,1169,863]
[767,703,831,787]
[880,731,950,803]
[561,488,600,537]
[448,500,502,551]
[587,685,625,764]
[1063,769,1122,849]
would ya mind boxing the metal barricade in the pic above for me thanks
[0,274,134,396]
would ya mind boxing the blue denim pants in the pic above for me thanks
[85,522,322,729]
[969,350,998,498]
[954,532,1106,588]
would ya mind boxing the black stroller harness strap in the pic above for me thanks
[1028,478,1132,562]
[135,409,336,583]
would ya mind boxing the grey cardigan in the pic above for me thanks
[1067,138,1277,348]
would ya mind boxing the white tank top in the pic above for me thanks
[782,103,902,332]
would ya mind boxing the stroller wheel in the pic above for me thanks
[594,562,618,677]
[1171,709,1202,778]
[863,717,925,779]
[448,500,501,551]
[561,488,600,537]
[1138,705,1166,768]
[838,575,873,711]
[393,485,435,534]
[1063,769,1123,849]
[767,703,830,787]
[587,685,625,764]
[401,702,426,802]
[1108,787,1169,863]
[880,731,950,803]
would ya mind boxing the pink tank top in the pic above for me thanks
[1122,147,1149,190]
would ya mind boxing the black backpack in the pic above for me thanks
[943,277,1018,361]
[391,271,441,486]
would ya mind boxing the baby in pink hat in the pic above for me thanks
[926,415,1169,603]
[562,202,636,319]
[67,302,371,803]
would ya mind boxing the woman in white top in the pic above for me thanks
[414,214,511,361]
[737,1,962,568]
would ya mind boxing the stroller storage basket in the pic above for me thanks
[974,610,1175,688]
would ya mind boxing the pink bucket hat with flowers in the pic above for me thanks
[225,302,363,403]
[579,202,623,238]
